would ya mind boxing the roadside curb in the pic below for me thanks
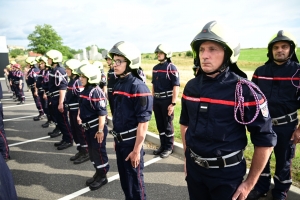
[107,116,300,199]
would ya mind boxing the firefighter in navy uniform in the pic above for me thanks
[152,44,180,158]
[109,41,152,200]
[0,81,10,161]
[41,58,61,135]
[106,54,117,115]
[26,57,45,121]
[46,50,73,150]
[64,59,89,164]
[180,21,277,200]
[0,155,17,200]
[39,56,55,128]
[9,60,17,99]
[35,56,51,128]
[93,61,107,93]
[248,31,300,200]
[13,64,25,104]
[76,63,109,190]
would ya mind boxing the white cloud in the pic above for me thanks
[0,0,299,53]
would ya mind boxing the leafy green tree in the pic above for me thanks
[10,51,18,58]
[27,24,63,54]
[98,48,106,53]
[9,49,24,58]
[186,50,193,57]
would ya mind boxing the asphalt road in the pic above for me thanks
[2,80,300,200]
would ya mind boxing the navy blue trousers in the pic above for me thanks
[30,88,43,115]
[153,98,174,151]
[254,123,296,199]
[38,92,48,116]
[85,124,109,174]
[0,103,9,160]
[14,83,25,102]
[185,150,245,200]
[69,111,88,153]
[52,103,73,143]
[115,145,146,200]
[0,156,17,200]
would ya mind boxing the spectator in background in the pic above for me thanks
[4,65,11,93]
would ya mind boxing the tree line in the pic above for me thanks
[9,24,106,59]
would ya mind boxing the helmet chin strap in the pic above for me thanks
[116,66,131,78]
[200,63,228,75]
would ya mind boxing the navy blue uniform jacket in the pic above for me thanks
[152,62,180,93]
[113,74,153,146]
[252,60,300,118]
[180,69,277,158]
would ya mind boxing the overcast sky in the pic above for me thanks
[1,0,299,53]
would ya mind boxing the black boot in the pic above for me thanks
[86,171,98,186]
[42,121,53,128]
[160,149,173,158]
[153,146,164,155]
[48,125,58,135]
[70,152,81,161]
[50,127,61,138]
[33,113,45,121]
[57,141,73,150]
[73,152,89,164]
[89,171,108,191]
[17,101,25,105]
[54,140,64,147]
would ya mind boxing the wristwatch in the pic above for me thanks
[97,130,103,134]
[171,102,176,106]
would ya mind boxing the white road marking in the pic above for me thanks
[3,103,35,109]
[58,157,162,200]
[8,136,50,147]
[4,114,38,121]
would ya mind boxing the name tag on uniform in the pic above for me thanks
[259,101,269,118]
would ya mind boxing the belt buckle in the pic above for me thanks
[116,133,123,142]
[154,94,160,98]
[272,119,278,125]
[195,158,209,169]
[109,130,120,142]
[82,123,90,130]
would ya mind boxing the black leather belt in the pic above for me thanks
[154,90,173,98]
[49,91,59,97]
[109,128,137,142]
[38,87,44,92]
[272,111,298,126]
[65,103,79,111]
[14,81,19,84]
[81,118,98,130]
[189,148,243,169]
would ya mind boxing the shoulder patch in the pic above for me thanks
[259,101,269,118]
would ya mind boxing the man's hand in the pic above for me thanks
[125,151,140,168]
[58,103,64,113]
[77,116,82,125]
[34,91,38,97]
[291,128,300,145]
[232,181,252,200]
[167,104,174,116]
[94,132,104,143]
[19,85,22,89]
[43,94,47,100]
